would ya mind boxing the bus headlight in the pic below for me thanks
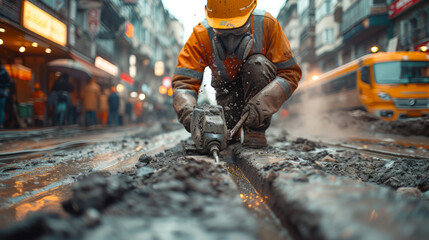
[374,110,394,118]
[377,92,391,100]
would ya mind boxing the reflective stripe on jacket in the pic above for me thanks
[172,10,302,100]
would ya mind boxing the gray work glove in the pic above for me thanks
[243,77,291,129]
[242,102,262,129]
[173,90,197,132]
[179,106,193,132]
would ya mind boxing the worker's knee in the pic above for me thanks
[241,54,276,87]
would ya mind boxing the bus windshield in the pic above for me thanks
[374,61,429,84]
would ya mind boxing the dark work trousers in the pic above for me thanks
[212,54,277,131]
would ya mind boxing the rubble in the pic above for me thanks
[0,149,266,240]
[396,187,422,198]
[234,146,429,240]
[277,137,429,192]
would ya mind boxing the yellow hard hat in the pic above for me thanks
[205,0,257,29]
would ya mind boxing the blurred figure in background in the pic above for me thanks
[32,82,47,127]
[108,86,119,127]
[98,88,109,125]
[50,73,73,127]
[68,86,78,125]
[134,100,144,124]
[125,100,132,125]
[0,63,11,129]
[118,90,127,126]
[81,78,100,127]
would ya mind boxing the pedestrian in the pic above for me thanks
[107,86,120,127]
[0,63,11,129]
[32,82,47,127]
[134,100,143,124]
[172,0,302,148]
[125,100,132,125]
[50,73,73,127]
[98,88,109,125]
[68,87,78,125]
[81,78,100,127]
[118,90,127,126]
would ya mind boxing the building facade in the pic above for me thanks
[278,0,428,82]
[0,0,183,124]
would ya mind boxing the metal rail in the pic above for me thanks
[320,141,429,160]
[0,140,98,160]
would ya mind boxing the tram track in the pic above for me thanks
[315,140,429,160]
[1,125,427,238]
[0,140,97,161]
[0,128,190,226]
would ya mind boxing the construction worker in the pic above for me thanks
[172,0,302,148]
[32,83,47,127]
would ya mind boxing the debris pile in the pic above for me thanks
[0,152,262,240]
[277,137,429,198]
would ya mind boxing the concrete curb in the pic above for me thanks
[233,146,429,240]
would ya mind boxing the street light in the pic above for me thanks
[154,61,164,76]
[116,83,125,93]
[159,85,167,95]
[139,93,146,101]
[370,46,379,53]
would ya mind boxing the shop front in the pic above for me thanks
[0,0,69,127]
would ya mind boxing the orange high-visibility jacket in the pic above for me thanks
[32,89,47,117]
[172,10,302,100]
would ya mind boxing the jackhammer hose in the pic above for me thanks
[209,143,220,163]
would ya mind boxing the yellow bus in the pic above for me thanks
[287,51,429,120]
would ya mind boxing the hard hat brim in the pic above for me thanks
[205,4,256,29]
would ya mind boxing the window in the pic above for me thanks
[322,72,357,95]
[374,61,429,84]
[360,66,371,84]
[298,0,310,16]
[316,1,328,22]
[316,28,334,47]
[316,0,337,22]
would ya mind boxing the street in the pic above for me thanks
[0,111,428,239]
[1,1,429,238]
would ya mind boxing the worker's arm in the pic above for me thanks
[172,28,207,132]
[244,14,302,128]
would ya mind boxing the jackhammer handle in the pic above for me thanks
[229,111,249,140]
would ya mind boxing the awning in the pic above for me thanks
[70,53,112,79]
[47,59,91,79]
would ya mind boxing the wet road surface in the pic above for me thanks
[0,114,428,239]
[0,124,190,227]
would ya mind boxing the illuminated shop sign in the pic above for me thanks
[125,22,134,38]
[388,0,422,19]
[154,61,164,76]
[95,56,118,76]
[120,72,134,85]
[22,0,67,46]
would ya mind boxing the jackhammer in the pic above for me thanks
[186,105,248,163]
